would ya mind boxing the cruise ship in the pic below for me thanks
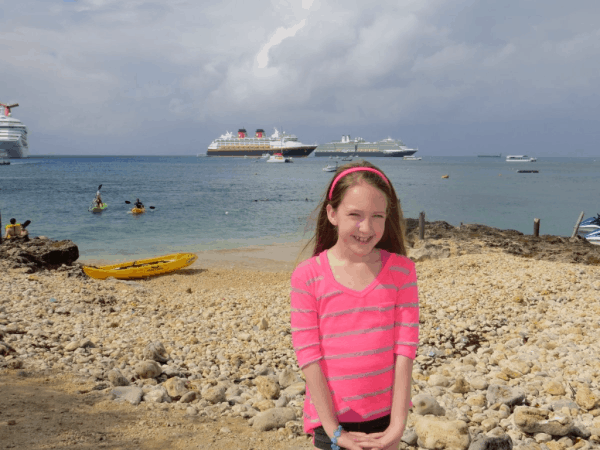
[0,102,29,158]
[314,135,417,157]
[206,128,316,157]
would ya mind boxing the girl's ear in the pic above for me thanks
[326,204,338,227]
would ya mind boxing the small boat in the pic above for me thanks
[478,154,501,157]
[0,160,10,165]
[323,162,338,172]
[89,203,108,213]
[266,153,292,163]
[506,155,537,162]
[131,207,145,214]
[83,253,198,280]
[584,229,600,245]
[341,156,353,161]
[517,170,539,173]
[403,156,422,161]
[579,214,600,232]
[441,175,449,179]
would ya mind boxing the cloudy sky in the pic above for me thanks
[2,0,600,156]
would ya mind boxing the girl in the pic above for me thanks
[291,161,419,450]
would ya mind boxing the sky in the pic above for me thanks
[1,0,600,156]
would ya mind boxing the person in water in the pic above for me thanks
[134,198,144,209]
[4,218,29,239]
[291,161,418,450]
[94,190,103,208]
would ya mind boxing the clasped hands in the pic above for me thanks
[334,425,404,450]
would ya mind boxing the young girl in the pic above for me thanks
[291,161,419,450]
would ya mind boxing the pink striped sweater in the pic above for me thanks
[290,249,419,434]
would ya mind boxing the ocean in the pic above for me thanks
[1,156,598,262]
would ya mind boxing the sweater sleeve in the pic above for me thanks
[290,266,323,369]
[394,259,419,359]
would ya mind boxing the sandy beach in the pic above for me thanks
[2,232,600,450]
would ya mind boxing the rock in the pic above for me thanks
[545,380,566,396]
[412,394,446,416]
[252,407,296,431]
[134,361,162,379]
[0,341,15,355]
[258,317,269,330]
[255,399,276,411]
[486,385,525,408]
[163,377,189,399]
[468,435,513,450]
[143,341,169,363]
[428,373,451,387]
[143,387,171,403]
[513,406,574,436]
[452,376,472,394]
[255,375,280,400]
[179,391,198,403]
[282,381,305,398]
[111,387,143,405]
[575,384,598,410]
[107,369,129,386]
[0,238,79,271]
[204,385,227,404]
[278,368,298,389]
[64,341,80,351]
[401,428,418,446]
[409,244,451,262]
[471,378,489,391]
[414,416,470,450]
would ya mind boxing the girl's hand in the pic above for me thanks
[363,427,405,450]
[334,430,385,450]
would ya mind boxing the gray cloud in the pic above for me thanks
[1,0,599,155]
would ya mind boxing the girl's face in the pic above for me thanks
[326,181,388,259]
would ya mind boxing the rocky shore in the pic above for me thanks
[1,227,600,450]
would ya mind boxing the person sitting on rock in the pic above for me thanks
[4,218,28,240]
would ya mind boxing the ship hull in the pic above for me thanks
[207,146,316,157]
[0,135,28,158]
[314,150,417,157]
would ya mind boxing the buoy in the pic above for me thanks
[225,211,228,215]
[441,175,449,179]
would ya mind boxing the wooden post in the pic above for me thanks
[571,211,585,238]
[419,211,425,240]
[533,218,540,237]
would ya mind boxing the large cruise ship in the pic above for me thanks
[206,128,316,157]
[314,135,417,157]
[0,102,29,159]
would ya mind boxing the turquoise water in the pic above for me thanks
[1,156,598,261]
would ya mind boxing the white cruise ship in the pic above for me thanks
[207,128,316,157]
[0,103,29,158]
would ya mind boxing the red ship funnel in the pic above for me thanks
[238,128,247,138]
[255,128,265,138]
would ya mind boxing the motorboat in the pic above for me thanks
[261,153,270,159]
[584,228,600,245]
[506,155,537,162]
[579,214,600,232]
[323,162,338,172]
[403,156,422,161]
[266,153,292,163]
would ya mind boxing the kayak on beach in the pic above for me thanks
[83,252,198,279]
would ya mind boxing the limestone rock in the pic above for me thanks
[412,394,446,416]
[204,385,227,404]
[107,369,129,387]
[254,399,276,411]
[487,385,525,408]
[163,377,189,399]
[452,376,472,394]
[545,380,566,396]
[282,381,305,398]
[278,368,298,389]
[428,373,451,387]
[513,406,574,436]
[575,384,598,411]
[252,407,296,431]
[179,391,198,403]
[468,434,513,450]
[111,387,143,406]
[134,361,162,379]
[255,375,280,400]
[143,341,169,363]
[414,416,470,450]
[143,387,171,403]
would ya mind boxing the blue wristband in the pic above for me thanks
[331,425,343,450]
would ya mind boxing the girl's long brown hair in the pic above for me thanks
[299,160,407,263]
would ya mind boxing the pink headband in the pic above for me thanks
[328,167,389,200]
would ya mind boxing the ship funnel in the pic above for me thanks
[255,129,265,138]
[0,102,19,116]
[238,128,247,138]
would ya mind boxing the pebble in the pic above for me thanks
[1,251,599,448]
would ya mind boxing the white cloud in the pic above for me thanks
[257,19,307,69]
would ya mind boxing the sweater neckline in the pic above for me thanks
[323,249,392,296]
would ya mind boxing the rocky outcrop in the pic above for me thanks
[0,237,80,272]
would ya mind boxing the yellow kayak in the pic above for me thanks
[83,253,198,280]
[131,207,145,214]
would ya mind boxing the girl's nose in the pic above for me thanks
[358,218,372,232]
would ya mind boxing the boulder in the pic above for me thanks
[414,416,470,450]
[111,387,143,406]
[513,406,574,436]
[412,394,446,416]
[143,341,169,363]
[163,377,189,399]
[468,434,513,450]
[486,385,525,408]
[0,238,79,271]
[255,375,280,400]
[134,361,162,379]
[252,407,296,431]
[107,369,130,387]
